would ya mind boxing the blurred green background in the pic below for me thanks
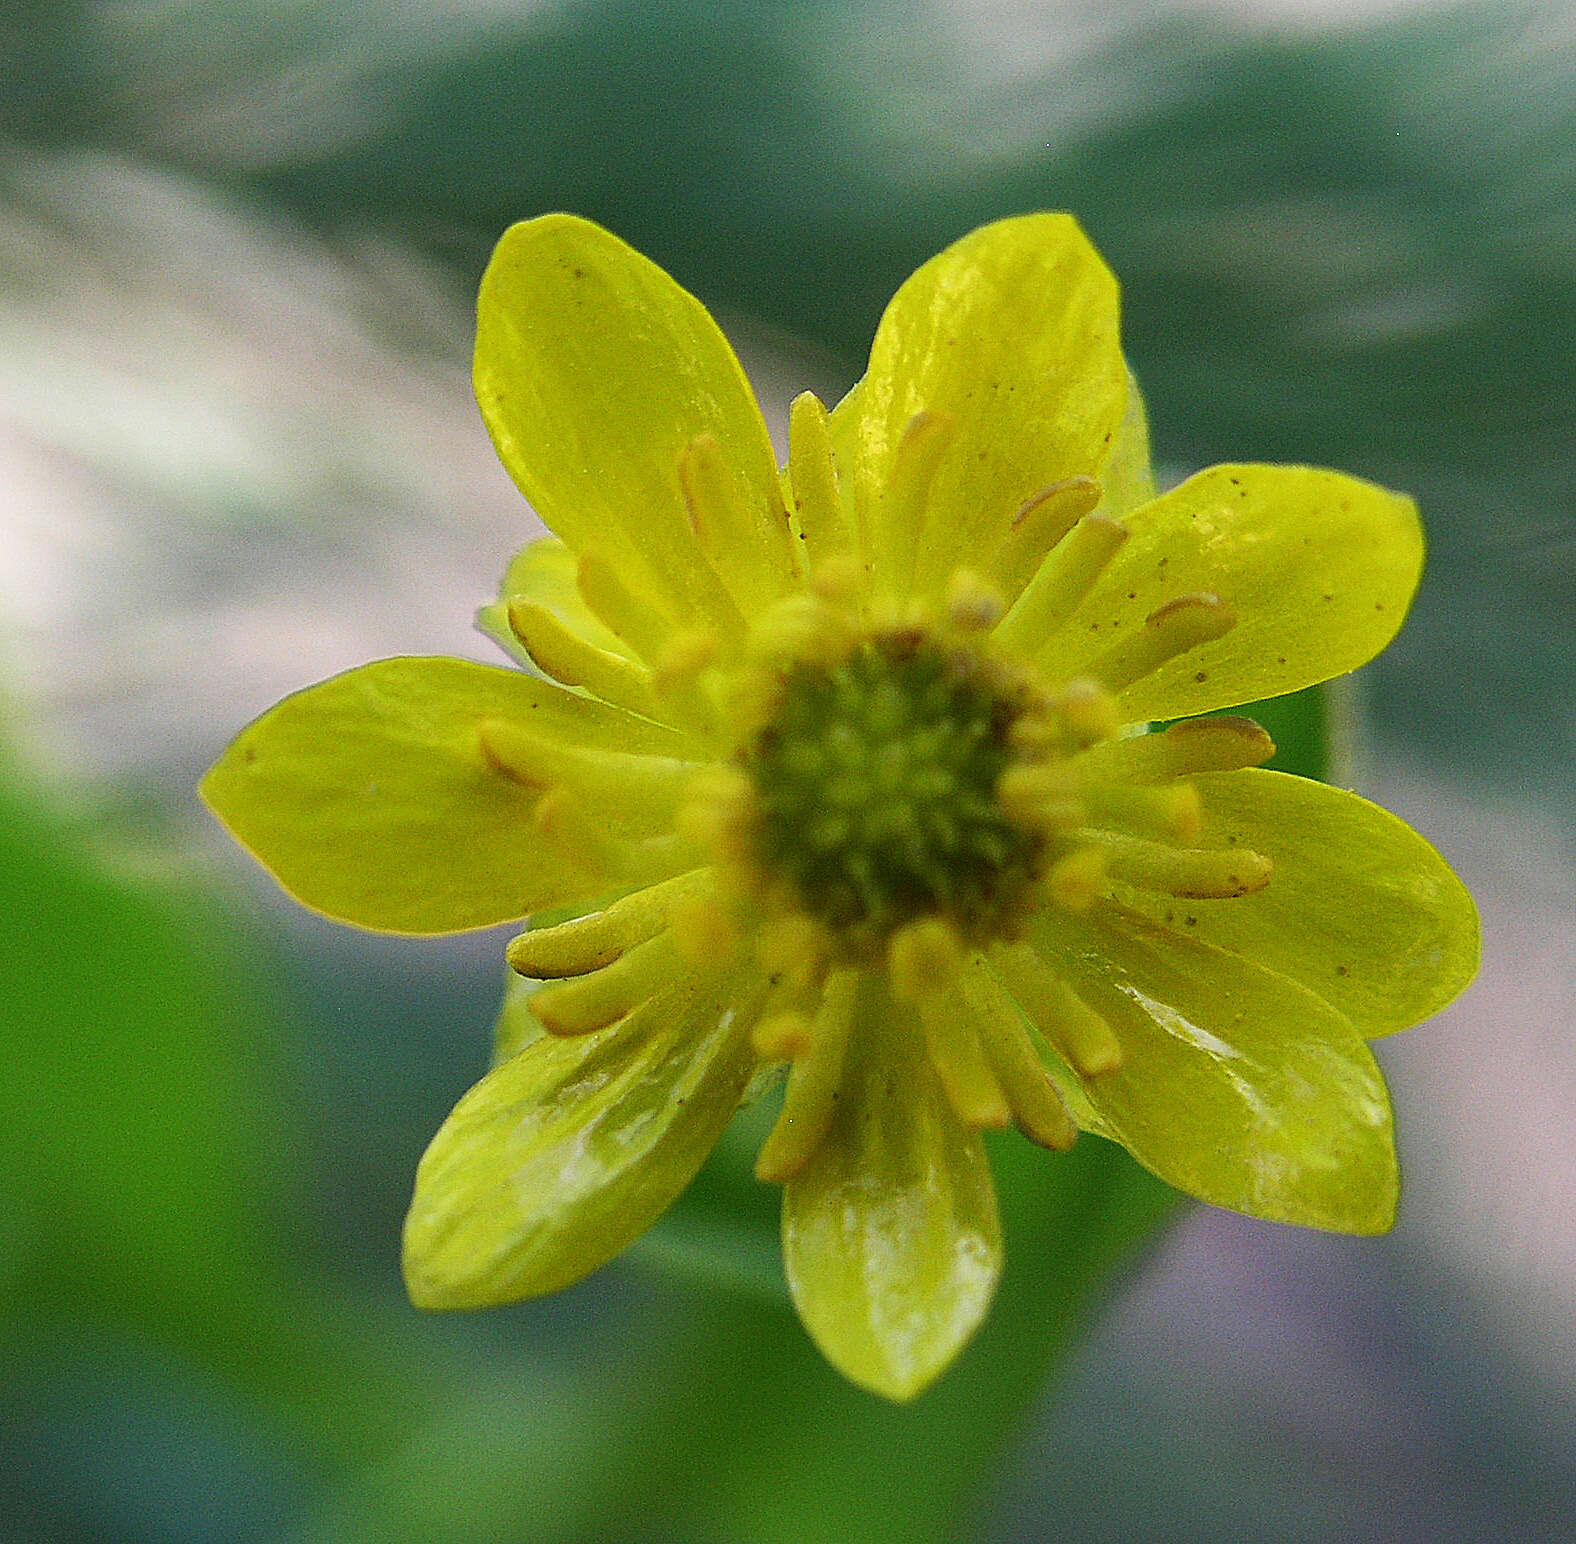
[3,1,1573,1539]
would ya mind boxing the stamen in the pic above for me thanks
[1046,844,1108,910]
[887,916,965,1006]
[668,889,741,965]
[872,410,954,603]
[944,568,1005,632]
[650,629,722,734]
[755,910,830,993]
[747,593,857,671]
[1054,679,1122,747]
[990,476,1103,601]
[505,870,708,978]
[531,931,683,1036]
[1082,780,1204,844]
[995,764,1086,835]
[1072,715,1275,785]
[995,515,1127,652]
[477,718,697,817]
[990,943,1124,1076]
[752,1010,814,1061]
[1087,592,1236,696]
[577,549,677,663]
[754,970,859,1182]
[534,786,700,884]
[674,764,760,864]
[962,963,1078,1150]
[1090,832,1272,898]
[912,982,1013,1130]
[678,432,796,602]
[506,599,664,721]
[787,391,856,566]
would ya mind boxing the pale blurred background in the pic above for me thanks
[3,2,1574,1540]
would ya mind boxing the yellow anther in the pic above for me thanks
[505,871,706,979]
[1083,780,1204,844]
[478,718,696,816]
[668,890,740,965]
[534,786,699,885]
[1047,844,1108,911]
[912,981,1013,1129]
[990,944,1124,1077]
[944,568,1005,632]
[1089,592,1236,696]
[887,917,965,1004]
[788,390,856,566]
[991,475,1104,600]
[651,628,718,690]
[809,552,865,607]
[1093,834,1273,899]
[1073,715,1276,785]
[963,966,1079,1150]
[506,599,663,721]
[576,549,675,663]
[531,932,681,1036]
[755,910,827,982]
[1056,679,1122,746]
[747,593,855,670]
[996,514,1128,653]
[754,970,859,1182]
[996,764,1086,835]
[674,764,759,863]
[752,1009,815,1061]
[872,409,955,601]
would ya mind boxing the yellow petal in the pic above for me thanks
[404,962,763,1306]
[1038,464,1423,720]
[781,976,1003,1401]
[1031,905,1398,1234]
[200,657,687,933]
[1109,769,1478,1037]
[475,214,796,627]
[829,213,1128,602]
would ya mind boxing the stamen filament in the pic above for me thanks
[1071,715,1275,785]
[678,432,797,606]
[995,515,1127,652]
[577,550,678,663]
[531,931,683,1036]
[962,963,1078,1149]
[478,718,699,817]
[1089,832,1272,898]
[787,391,856,568]
[913,983,1013,1129]
[755,970,859,1182]
[506,599,665,722]
[505,870,709,978]
[534,786,701,884]
[989,943,1124,1076]
[989,476,1103,601]
[873,410,954,603]
[1087,592,1236,696]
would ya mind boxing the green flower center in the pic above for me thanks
[743,632,1043,952]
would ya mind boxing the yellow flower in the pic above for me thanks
[202,213,1478,1400]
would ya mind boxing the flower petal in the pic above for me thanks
[474,214,796,627]
[1041,464,1423,720]
[1030,904,1398,1233]
[200,657,688,933]
[404,961,764,1307]
[1110,770,1479,1037]
[781,977,1003,1400]
[830,213,1128,600]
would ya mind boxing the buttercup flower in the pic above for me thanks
[203,213,1478,1400]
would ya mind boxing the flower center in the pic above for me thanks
[741,630,1043,954]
